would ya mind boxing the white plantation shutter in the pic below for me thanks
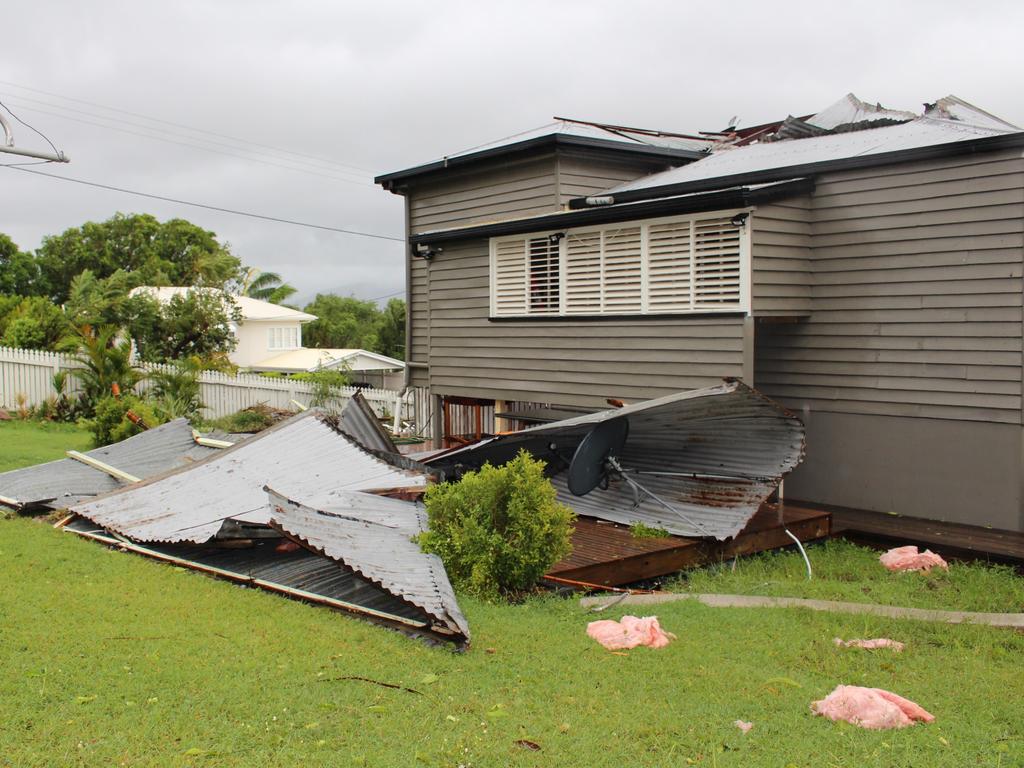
[565,230,602,314]
[490,211,748,317]
[602,226,643,313]
[647,219,693,312]
[493,238,528,316]
[528,237,560,314]
[693,217,743,306]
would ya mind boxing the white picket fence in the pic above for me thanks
[0,345,414,422]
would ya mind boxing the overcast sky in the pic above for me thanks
[2,0,1023,306]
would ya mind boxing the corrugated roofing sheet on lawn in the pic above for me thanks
[64,516,462,644]
[0,419,221,511]
[427,381,805,541]
[267,488,469,641]
[70,410,428,544]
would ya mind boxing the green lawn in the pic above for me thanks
[1,421,1022,766]
[670,538,1024,613]
[0,419,93,473]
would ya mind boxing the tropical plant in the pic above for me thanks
[63,325,144,415]
[418,450,576,601]
[236,267,297,305]
[149,357,205,420]
[91,394,167,446]
[292,367,350,409]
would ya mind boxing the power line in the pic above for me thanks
[0,79,373,175]
[366,289,406,302]
[2,98,374,187]
[3,165,405,242]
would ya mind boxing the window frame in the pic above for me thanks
[266,325,300,351]
[488,209,752,319]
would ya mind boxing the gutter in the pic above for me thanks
[566,131,1024,210]
[409,178,813,246]
[375,134,705,190]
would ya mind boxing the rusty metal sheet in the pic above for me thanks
[0,419,223,512]
[266,487,469,643]
[427,380,805,541]
[70,410,428,544]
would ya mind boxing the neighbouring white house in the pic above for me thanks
[250,348,406,390]
[131,287,405,386]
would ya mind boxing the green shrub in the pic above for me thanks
[630,522,671,539]
[91,395,168,446]
[418,450,575,601]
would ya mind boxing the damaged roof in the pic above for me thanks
[582,94,1023,205]
[427,380,805,541]
[0,419,225,511]
[267,488,469,641]
[70,410,428,544]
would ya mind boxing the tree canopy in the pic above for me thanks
[34,213,241,302]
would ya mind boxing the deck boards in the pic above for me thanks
[546,503,831,587]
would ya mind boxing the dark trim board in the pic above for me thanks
[376,134,704,189]
[410,178,813,245]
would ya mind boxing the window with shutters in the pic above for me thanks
[489,211,750,317]
[267,325,300,350]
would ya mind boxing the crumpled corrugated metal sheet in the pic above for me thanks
[70,410,428,544]
[0,419,222,511]
[338,391,399,455]
[427,380,805,541]
[64,516,462,645]
[266,488,470,642]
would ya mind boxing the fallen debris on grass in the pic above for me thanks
[880,545,948,572]
[734,720,753,734]
[833,637,905,651]
[811,685,934,729]
[586,615,675,650]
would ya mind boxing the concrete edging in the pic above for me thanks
[579,592,1024,628]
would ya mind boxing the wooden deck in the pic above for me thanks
[546,503,831,587]
[815,501,1024,564]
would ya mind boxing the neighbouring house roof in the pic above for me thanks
[375,117,712,188]
[578,94,1024,207]
[131,286,317,323]
[252,347,405,373]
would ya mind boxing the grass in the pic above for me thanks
[1,422,1023,766]
[669,538,1024,614]
[0,419,93,473]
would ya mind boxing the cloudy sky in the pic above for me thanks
[2,0,1022,305]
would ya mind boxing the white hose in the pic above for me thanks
[784,528,813,580]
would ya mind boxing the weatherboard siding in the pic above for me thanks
[424,240,746,407]
[408,154,560,234]
[755,148,1024,424]
[555,150,677,204]
[751,199,812,316]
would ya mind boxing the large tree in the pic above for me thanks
[376,298,406,360]
[127,289,240,363]
[0,233,40,296]
[35,213,241,302]
[302,294,381,349]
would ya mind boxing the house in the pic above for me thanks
[250,347,406,389]
[132,287,317,368]
[376,94,1024,533]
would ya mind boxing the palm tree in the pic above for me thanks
[237,267,297,304]
[63,325,145,413]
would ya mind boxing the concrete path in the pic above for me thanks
[579,592,1024,627]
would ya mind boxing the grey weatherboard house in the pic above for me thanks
[376,94,1024,534]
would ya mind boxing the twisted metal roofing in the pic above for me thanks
[0,419,221,511]
[267,488,469,642]
[427,381,805,540]
[70,410,428,543]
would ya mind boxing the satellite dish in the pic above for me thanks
[567,418,628,496]
[565,415,712,537]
